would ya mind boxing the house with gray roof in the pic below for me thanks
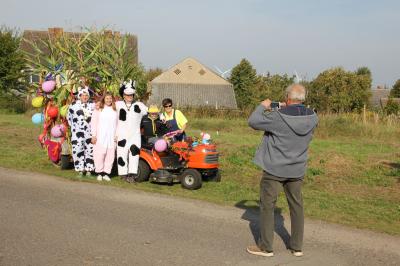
[148,57,237,109]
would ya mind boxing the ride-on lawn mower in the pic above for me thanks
[136,137,220,190]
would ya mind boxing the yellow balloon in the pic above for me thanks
[32,96,44,108]
[60,105,69,117]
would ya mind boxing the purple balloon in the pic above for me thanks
[154,139,167,152]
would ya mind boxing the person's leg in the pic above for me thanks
[71,138,84,172]
[258,172,282,252]
[93,144,105,174]
[128,137,141,175]
[283,179,304,251]
[116,141,128,176]
[84,136,95,172]
[103,147,115,175]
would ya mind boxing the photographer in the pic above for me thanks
[246,84,318,258]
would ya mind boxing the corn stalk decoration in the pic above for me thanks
[24,28,146,103]
[23,28,146,165]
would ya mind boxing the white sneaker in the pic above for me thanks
[102,175,111,182]
[291,250,304,257]
[97,174,102,181]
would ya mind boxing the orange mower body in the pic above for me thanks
[137,141,220,190]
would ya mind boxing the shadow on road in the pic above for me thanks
[235,200,290,248]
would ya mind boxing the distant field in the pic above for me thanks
[0,111,399,235]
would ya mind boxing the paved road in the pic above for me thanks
[1,167,400,266]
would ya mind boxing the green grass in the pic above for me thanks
[0,112,399,235]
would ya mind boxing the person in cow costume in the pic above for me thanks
[116,80,148,183]
[67,86,95,176]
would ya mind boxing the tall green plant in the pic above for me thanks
[23,28,146,106]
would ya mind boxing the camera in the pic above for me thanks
[270,101,281,109]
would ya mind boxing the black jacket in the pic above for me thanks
[141,116,168,141]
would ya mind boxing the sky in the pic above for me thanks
[1,0,399,87]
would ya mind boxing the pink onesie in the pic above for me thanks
[91,106,118,174]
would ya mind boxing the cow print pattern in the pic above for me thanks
[119,109,127,121]
[134,104,141,113]
[67,100,95,172]
[116,100,148,176]
[118,139,127,147]
[118,157,125,166]
[130,144,140,156]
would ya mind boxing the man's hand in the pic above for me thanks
[261,99,272,109]
[91,136,97,144]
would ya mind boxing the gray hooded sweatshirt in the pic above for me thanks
[248,104,318,178]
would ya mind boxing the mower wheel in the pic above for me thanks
[60,155,71,170]
[180,169,202,190]
[136,159,151,182]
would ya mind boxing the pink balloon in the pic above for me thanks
[51,124,64,138]
[154,139,167,152]
[42,80,56,93]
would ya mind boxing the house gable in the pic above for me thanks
[151,57,230,85]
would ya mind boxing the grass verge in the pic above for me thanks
[0,112,399,235]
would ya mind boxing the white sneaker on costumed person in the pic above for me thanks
[102,175,111,182]
[97,174,102,181]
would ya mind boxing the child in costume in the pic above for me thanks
[91,91,117,181]
[115,80,148,183]
[67,87,95,176]
[140,104,168,147]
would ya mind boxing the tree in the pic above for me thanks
[0,26,27,96]
[390,79,400,98]
[355,66,372,78]
[145,67,163,82]
[308,67,371,113]
[229,58,257,109]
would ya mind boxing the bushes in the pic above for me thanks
[307,67,371,113]
[229,59,372,114]
[0,26,28,96]
[0,95,26,113]
[384,98,400,115]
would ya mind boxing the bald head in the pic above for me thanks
[286,84,306,103]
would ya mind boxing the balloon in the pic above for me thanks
[59,105,69,117]
[154,139,167,152]
[32,113,44,124]
[31,96,44,108]
[42,80,56,93]
[47,106,58,118]
[50,124,65,138]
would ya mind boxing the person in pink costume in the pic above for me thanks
[91,92,118,181]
